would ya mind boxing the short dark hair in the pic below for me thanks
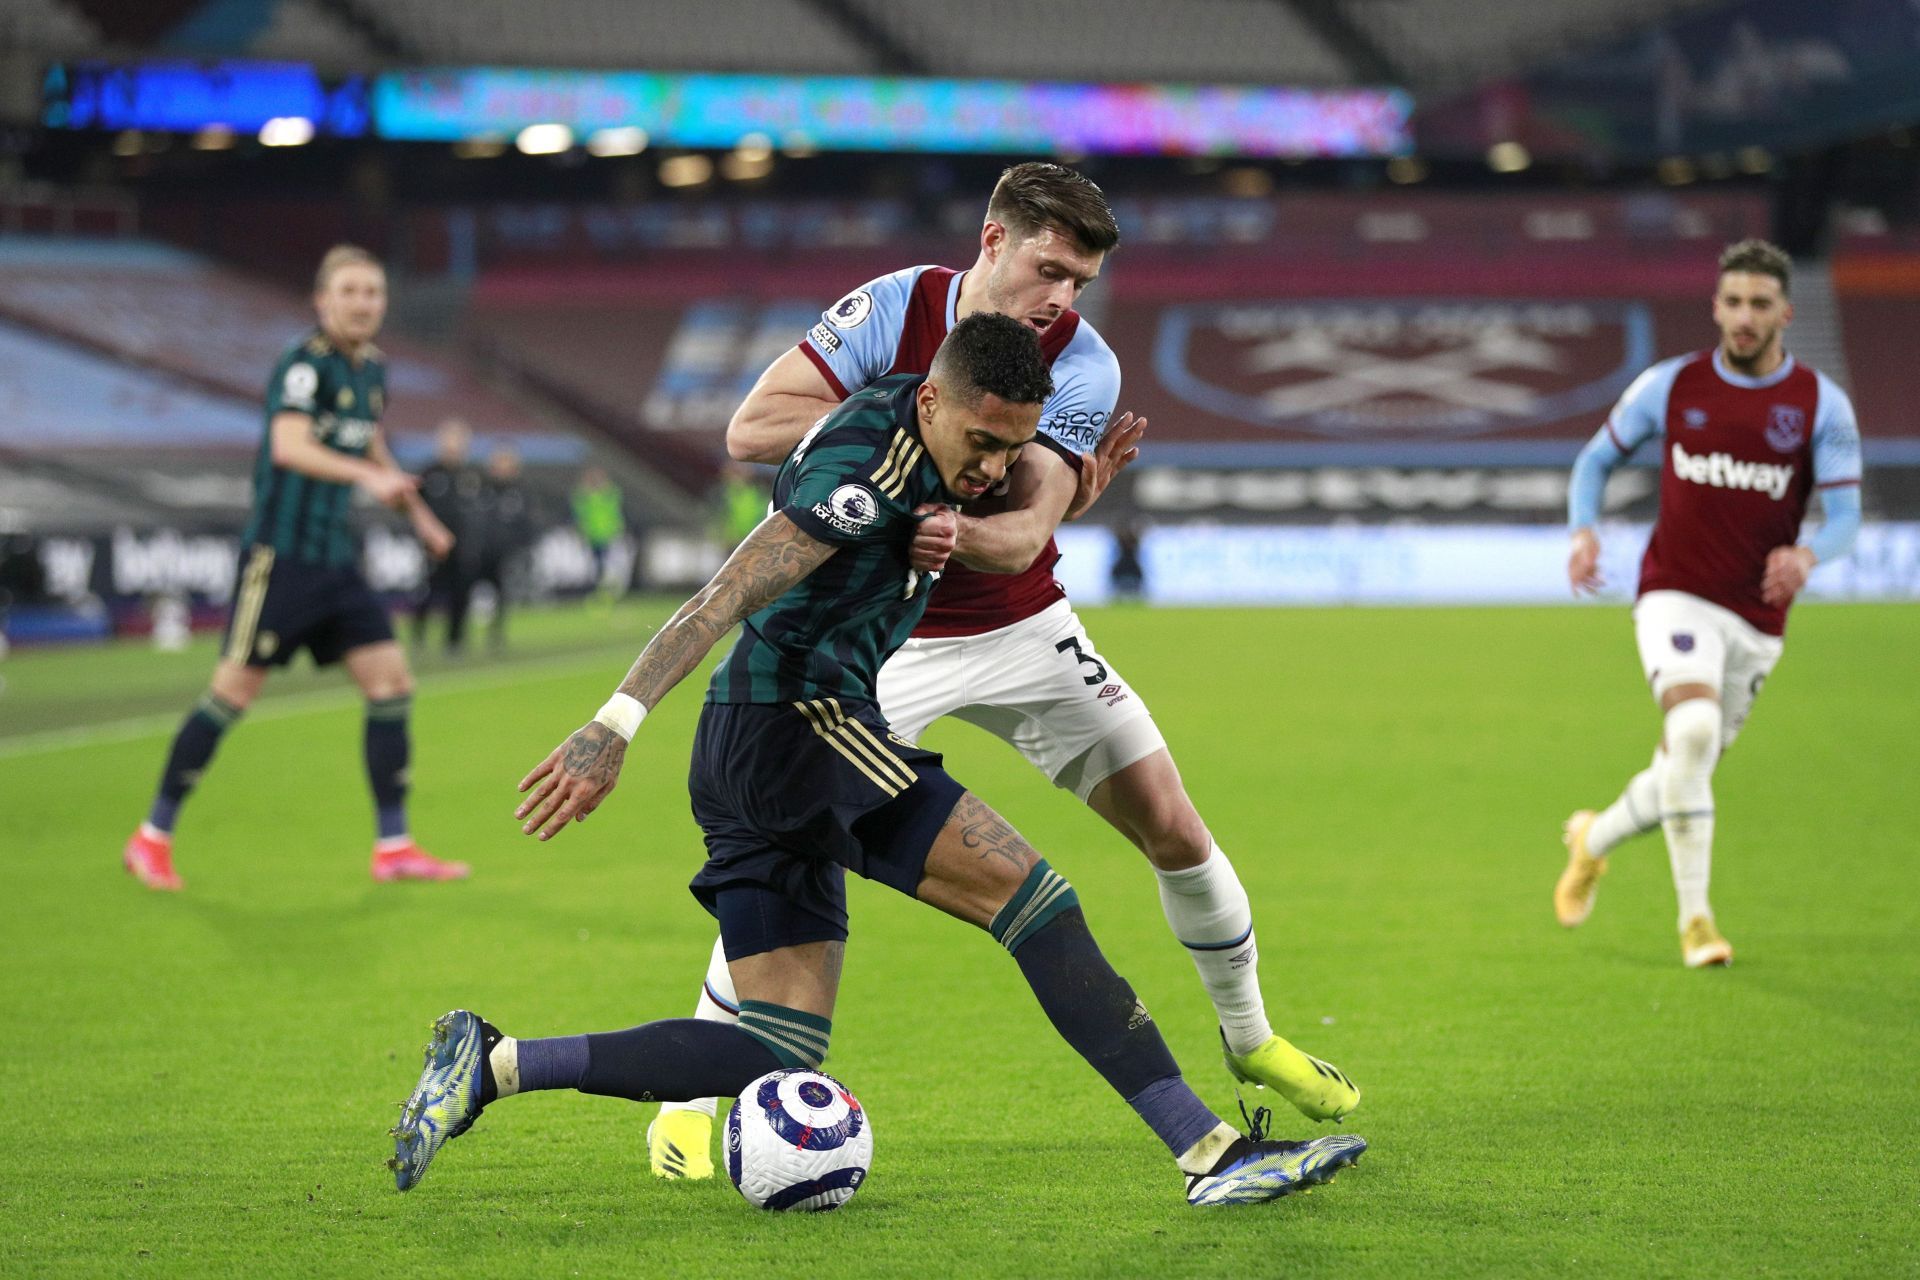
[1718,239,1791,294]
[987,162,1120,254]
[930,313,1054,408]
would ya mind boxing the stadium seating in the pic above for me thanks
[0,238,553,443]
[246,0,375,68]
[0,0,98,56]
[371,0,879,73]
[1340,0,1729,88]
[838,0,1347,84]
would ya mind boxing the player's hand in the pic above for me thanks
[415,513,455,562]
[910,504,958,572]
[515,721,628,841]
[1761,544,1816,607]
[1066,412,1146,521]
[1568,528,1604,595]
[364,467,418,508]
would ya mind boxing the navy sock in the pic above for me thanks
[364,695,410,840]
[514,1035,590,1093]
[1009,901,1221,1156]
[1125,1075,1226,1159]
[578,1019,784,1103]
[147,692,242,834]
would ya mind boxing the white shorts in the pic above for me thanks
[876,599,1166,802]
[1632,590,1785,747]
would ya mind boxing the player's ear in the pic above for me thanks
[981,219,1008,263]
[917,379,939,425]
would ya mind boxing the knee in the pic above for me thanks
[207,668,260,712]
[364,675,413,703]
[1133,798,1211,871]
[990,859,1082,955]
[1663,698,1722,769]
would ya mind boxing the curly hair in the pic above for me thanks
[930,313,1055,408]
[1718,239,1791,295]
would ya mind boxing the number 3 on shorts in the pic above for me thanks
[1055,636,1107,687]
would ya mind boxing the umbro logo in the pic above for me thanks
[1098,683,1122,699]
[1682,407,1709,429]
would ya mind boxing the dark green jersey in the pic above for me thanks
[708,375,950,706]
[242,330,388,567]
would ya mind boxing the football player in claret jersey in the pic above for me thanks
[386,316,1367,1206]
[120,246,466,890]
[649,163,1358,1180]
[1556,239,1863,965]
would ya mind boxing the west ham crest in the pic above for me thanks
[1765,404,1806,452]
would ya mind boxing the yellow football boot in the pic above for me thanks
[1224,1033,1360,1123]
[647,1108,715,1180]
[1555,810,1607,927]
[1681,916,1733,968]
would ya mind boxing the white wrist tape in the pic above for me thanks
[593,692,646,741]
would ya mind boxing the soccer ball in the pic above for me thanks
[726,1069,872,1211]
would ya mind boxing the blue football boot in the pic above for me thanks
[388,1009,501,1191]
[1184,1105,1368,1207]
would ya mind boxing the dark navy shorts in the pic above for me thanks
[688,698,967,960]
[222,544,394,668]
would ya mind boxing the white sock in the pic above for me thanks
[1155,842,1271,1055]
[657,936,738,1120]
[489,1037,520,1099]
[1659,700,1722,928]
[1588,749,1666,856]
[1176,1121,1241,1175]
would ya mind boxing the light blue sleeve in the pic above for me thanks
[1034,322,1122,456]
[1805,373,1864,563]
[799,267,922,397]
[1568,358,1678,528]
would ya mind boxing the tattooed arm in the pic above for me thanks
[515,511,837,840]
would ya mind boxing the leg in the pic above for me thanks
[1089,751,1267,1049]
[1585,748,1668,858]
[344,642,466,881]
[1660,683,1726,962]
[124,658,269,890]
[913,792,1231,1164]
[1563,591,1730,948]
[917,792,1365,1199]
[646,626,963,1178]
[1556,746,1665,926]
[944,604,1353,1118]
[1088,752,1356,1119]
[443,567,473,653]
[481,562,508,652]
[392,923,841,1191]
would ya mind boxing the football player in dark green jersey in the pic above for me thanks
[123,246,466,891]
[388,315,1367,1207]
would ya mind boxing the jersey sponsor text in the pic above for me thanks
[1669,442,1794,500]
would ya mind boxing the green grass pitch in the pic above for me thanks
[2,601,1915,1277]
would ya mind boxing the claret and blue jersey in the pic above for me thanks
[798,264,1121,637]
[1569,348,1864,635]
[707,375,952,706]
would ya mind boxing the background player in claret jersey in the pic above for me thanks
[647,163,1357,1180]
[120,245,467,891]
[386,316,1367,1207]
[1556,239,1863,966]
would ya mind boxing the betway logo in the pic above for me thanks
[1670,442,1795,500]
